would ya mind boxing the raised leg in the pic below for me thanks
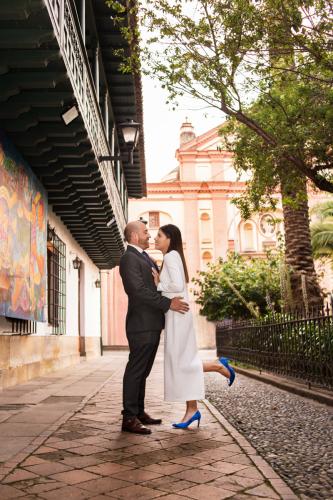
[203,359,230,379]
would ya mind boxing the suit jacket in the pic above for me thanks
[119,245,171,333]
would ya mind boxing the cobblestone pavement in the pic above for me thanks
[206,370,333,500]
[0,351,297,499]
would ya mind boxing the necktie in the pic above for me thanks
[142,251,159,271]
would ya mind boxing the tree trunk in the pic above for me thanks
[280,172,322,308]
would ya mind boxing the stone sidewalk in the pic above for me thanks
[0,351,298,499]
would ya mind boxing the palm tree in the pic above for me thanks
[280,174,323,308]
[311,201,333,260]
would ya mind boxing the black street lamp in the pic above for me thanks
[98,119,140,165]
[72,256,82,270]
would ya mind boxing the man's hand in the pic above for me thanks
[152,268,160,287]
[170,296,189,314]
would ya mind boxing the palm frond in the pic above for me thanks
[311,222,333,258]
[311,200,333,221]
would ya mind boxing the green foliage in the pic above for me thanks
[311,200,333,259]
[192,252,282,321]
[105,0,333,190]
[221,74,333,217]
[229,317,333,363]
[127,0,333,192]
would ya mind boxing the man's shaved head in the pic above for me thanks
[124,221,144,243]
[124,221,150,249]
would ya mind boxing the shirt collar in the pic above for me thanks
[127,243,144,254]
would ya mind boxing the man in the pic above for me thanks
[119,220,189,434]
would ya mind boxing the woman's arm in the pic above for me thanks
[120,253,171,312]
[157,252,184,293]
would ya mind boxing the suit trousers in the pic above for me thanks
[122,330,161,418]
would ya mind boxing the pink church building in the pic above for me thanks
[102,120,332,348]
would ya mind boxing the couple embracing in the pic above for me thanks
[119,220,235,435]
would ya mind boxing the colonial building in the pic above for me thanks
[0,0,146,388]
[103,120,332,349]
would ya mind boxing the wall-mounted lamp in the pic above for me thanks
[62,105,80,125]
[95,278,101,288]
[72,256,82,270]
[98,119,140,166]
[106,217,116,227]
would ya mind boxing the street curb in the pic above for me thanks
[0,364,123,483]
[233,366,333,407]
[202,398,299,500]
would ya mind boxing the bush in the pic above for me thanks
[193,252,282,321]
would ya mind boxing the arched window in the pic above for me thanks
[202,251,212,268]
[243,222,254,251]
[202,251,212,261]
[200,212,212,242]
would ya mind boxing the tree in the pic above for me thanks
[107,0,333,192]
[311,200,333,260]
[107,0,331,304]
[193,252,282,321]
[223,81,324,306]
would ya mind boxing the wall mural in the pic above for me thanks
[0,131,47,321]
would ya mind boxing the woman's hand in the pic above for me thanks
[152,268,160,287]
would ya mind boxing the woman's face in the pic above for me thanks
[154,229,170,254]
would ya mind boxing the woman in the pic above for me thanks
[152,224,235,429]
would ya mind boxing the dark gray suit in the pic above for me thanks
[119,245,171,418]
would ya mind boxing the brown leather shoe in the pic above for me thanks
[138,411,162,425]
[122,416,152,434]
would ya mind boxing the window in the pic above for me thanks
[200,212,212,243]
[243,222,255,251]
[149,211,160,229]
[259,214,276,236]
[202,251,212,268]
[200,213,210,221]
[202,251,212,262]
[47,226,66,334]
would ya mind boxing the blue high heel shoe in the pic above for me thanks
[219,357,236,387]
[172,410,201,429]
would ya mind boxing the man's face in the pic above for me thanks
[135,223,150,250]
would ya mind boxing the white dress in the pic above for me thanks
[157,250,205,402]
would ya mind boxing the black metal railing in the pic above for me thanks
[216,305,333,390]
[47,226,66,335]
[8,318,37,335]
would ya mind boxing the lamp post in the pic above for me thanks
[98,119,140,165]
[72,256,85,355]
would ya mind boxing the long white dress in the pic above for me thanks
[157,250,205,402]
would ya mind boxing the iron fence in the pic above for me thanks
[216,305,333,390]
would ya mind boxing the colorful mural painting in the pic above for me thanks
[0,130,47,321]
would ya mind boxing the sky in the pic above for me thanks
[142,75,224,183]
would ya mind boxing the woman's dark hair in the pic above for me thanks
[159,224,189,283]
